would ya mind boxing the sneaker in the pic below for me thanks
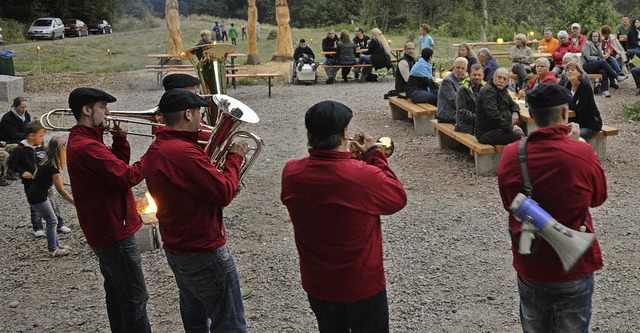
[0,177,10,186]
[49,247,70,257]
[34,229,45,237]
[602,90,611,97]
[58,244,72,250]
[618,75,628,82]
[58,226,71,234]
[610,82,620,89]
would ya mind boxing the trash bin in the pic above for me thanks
[0,50,15,76]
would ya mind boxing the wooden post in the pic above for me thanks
[247,0,260,65]
[165,0,183,55]
[271,0,294,62]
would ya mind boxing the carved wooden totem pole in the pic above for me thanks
[165,0,183,54]
[272,0,294,61]
[247,0,260,64]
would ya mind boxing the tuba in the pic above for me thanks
[179,43,236,126]
[205,94,263,183]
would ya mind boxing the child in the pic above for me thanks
[28,136,74,257]
[9,121,71,237]
[293,39,317,71]
[229,22,238,46]
[418,23,435,51]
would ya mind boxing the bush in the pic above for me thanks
[114,15,163,33]
[267,29,278,40]
[624,100,640,121]
[0,19,28,44]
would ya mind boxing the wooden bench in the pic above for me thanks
[226,73,284,98]
[320,60,398,80]
[430,120,504,176]
[387,96,437,135]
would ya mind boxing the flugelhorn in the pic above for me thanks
[179,43,236,126]
[349,136,395,160]
[205,94,263,183]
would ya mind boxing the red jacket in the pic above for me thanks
[498,126,606,283]
[281,148,407,302]
[528,71,557,89]
[572,33,587,52]
[67,125,144,248]
[552,42,576,68]
[142,127,242,253]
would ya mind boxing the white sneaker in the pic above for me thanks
[49,247,70,257]
[58,226,71,234]
[34,230,45,237]
[602,90,611,97]
[618,75,628,82]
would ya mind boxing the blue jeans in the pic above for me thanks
[518,274,594,333]
[605,56,623,76]
[31,199,59,251]
[409,88,438,105]
[580,128,599,139]
[323,58,335,79]
[359,54,373,78]
[93,236,151,333]
[308,288,389,333]
[165,245,246,333]
[23,184,66,231]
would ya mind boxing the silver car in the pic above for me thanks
[27,17,65,40]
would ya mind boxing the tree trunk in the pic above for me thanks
[481,0,488,42]
[271,0,294,62]
[247,0,260,65]
[165,0,183,54]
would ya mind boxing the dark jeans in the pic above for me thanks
[580,128,599,139]
[308,288,389,333]
[518,274,594,333]
[477,129,524,145]
[165,245,246,333]
[512,63,530,91]
[93,236,151,333]
[338,60,357,80]
[582,60,617,91]
[409,88,438,105]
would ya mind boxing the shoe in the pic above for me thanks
[618,75,628,82]
[312,62,319,71]
[610,82,619,89]
[354,72,360,80]
[6,171,18,181]
[0,177,10,186]
[58,244,72,250]
[325,78,334,84]
[365,74,378,82]
[602,90,611,97]
[49,247,70,257]
[343,77,348,82]
[34,230,45,237]
[241,287,253,300]
[58,226,71,234]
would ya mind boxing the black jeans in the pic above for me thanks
[477,129,524,145]
[582,60,617,91]
[308,288,389,333]
[93,235,151,333]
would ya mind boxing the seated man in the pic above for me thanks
[435,57,468,123]
[455,63,485,134]
[322,29,339,84]
[476,48,499,82]
[570,23,587,52]
[395,41,416,98]
[475,67,524,145]
[293,39,317,72]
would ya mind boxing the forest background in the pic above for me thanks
[0,0,639,44]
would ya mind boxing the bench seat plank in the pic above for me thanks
[387,97,437,135]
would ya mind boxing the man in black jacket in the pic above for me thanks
[294,39,317,72]
[475,67,524,145]
[322,29,339,84]
[455,63,485,134]
[395,42,416,98]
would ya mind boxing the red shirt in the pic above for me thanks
[67,125,144,248]
[552,42,577,68]
[281,148,407,302]
[142,127,242,253]
[498,126,607,283]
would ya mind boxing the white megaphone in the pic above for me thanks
[509,193,596,273]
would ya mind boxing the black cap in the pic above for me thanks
[526,84,572,109]
[68,88,116,111]
[305,101,353,137]
[158,89,209,114]
[162,74,201,91]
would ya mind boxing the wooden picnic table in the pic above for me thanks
[148,53,181,85]
[453,40,540,48]
[493,52,552,59]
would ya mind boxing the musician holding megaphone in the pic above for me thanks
[497,84,607,333]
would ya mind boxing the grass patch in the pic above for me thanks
[624,100,640,121]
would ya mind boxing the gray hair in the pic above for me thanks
[535,57,550,67]
[454,57,469,66]
[200,29,211,37]
[477,48,492,58]
[515,33,528,43]
[558,30,569,39]
[563,52,580,64]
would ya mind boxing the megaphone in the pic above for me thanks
[509,193,596,273]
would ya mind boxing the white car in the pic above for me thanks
[27,17,65,40]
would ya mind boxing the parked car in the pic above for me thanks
[27,17,65,40]
[0,27,3,44]
[63,19,89,37]
[87,20,112,34]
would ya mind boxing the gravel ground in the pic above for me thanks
[1,70,639,332]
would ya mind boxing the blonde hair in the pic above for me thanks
[371,28,391,56]
[564,61,585,80]
[515,34,528,45]
[42,136,67,171]
[200,30,211,38]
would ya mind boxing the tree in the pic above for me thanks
[272,0,293,62]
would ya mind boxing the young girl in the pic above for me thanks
[27,136,74,257]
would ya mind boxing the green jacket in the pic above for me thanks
[229,27,238,39]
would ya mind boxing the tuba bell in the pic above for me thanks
[205,94,263,183]
[179,43,236,126]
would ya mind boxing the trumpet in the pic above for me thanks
[349,136,395,160]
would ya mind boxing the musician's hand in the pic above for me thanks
[109,120,128,138]
[21,171,33,179]
[351,131,377,153]
[229,141,251,158]
[513,124,523,133]
[567,122,581,140]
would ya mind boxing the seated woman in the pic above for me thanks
[582,30,627,98]
[358,28,392,82]
[626,18,640,60]
[552,30,576,75]
[518,58,557,98]
[510,33,534,91]
[561,61,603,139]
[406,47,438,105]
[456,43,478,74]
[336,30,357,82]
